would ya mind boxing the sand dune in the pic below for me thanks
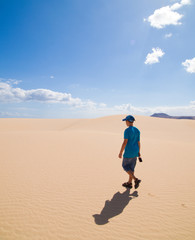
[0,115,195,240]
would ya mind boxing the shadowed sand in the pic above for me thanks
[0,115,195,240]
[93,190,138,225]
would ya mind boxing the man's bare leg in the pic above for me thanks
[127,170,136,182]
[128,173,133,183]
[127,171,141,189]
[123,170,140,188]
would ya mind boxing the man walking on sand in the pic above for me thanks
[118,115,141,189]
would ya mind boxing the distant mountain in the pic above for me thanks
[151,113,195,120]
[151,113,172,118]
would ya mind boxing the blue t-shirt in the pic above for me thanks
[123,126,140,158]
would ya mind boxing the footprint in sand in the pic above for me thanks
[181,203,187,208]
[148,193,155,197]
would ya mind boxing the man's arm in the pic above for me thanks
[118,139,128,158]
[138,141,141,156]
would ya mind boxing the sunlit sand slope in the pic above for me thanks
[0,115,195,240]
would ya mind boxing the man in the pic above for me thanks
[118,115,141,189]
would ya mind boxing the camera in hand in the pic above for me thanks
[138,157,143,162]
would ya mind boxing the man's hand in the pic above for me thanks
[118,152,122,158]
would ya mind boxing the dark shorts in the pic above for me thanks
[122,157,137,172]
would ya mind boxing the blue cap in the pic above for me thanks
[122,115,135,122]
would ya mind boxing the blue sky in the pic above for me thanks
[0,0,195,118]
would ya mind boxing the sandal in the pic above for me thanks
[122,182,132,189]
[134,178,141,189]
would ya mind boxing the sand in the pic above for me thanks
[0,115,195,240]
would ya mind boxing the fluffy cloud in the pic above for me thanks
[165,33,173,38]
[1,80,194,118]
[145,48,165,65]
[182,57,195,73]
[146,6,183,29]
[144,0,191,29]
[0,80,102,109]
[113,102,195,116]
[80,101,195,117]
[171,0,191,10]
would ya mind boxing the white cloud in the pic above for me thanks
[0,78,22,85]
[145,0,191,29]
[147,6,183,29]
[0,111,32,118]
[75,101,195,117]
[0,80,101,109]
[1,79,195,118]
[165,33,173,38]
[182,57,195,73]
[99,103,107,108]
[181,0,191,5]
[113,102,195,116]
[171,3,183,10]
[50,75,54,79]
[171,0,191,10]
[145,48,165,65]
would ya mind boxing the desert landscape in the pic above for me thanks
[0,115,195,240]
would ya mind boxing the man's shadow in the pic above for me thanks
[93,189,138,225]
